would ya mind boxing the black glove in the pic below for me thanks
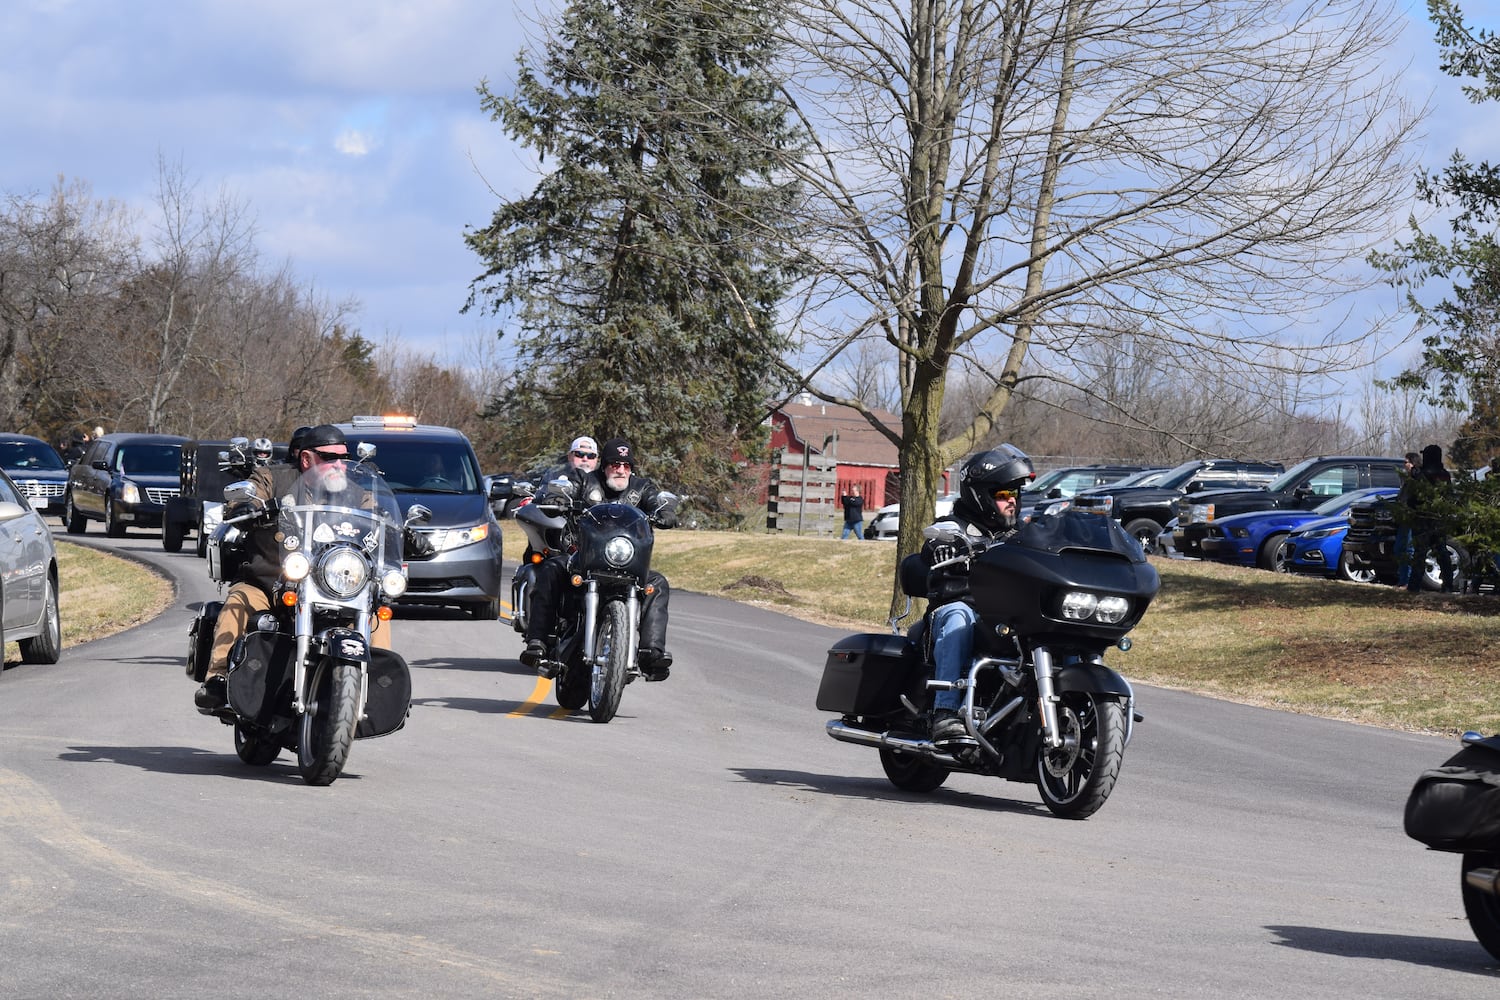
[403,526,435,558]
[652,511,677,529]
[923,538,959,566]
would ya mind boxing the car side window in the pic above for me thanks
[1306,465,1357,496]
[1370,464,1403,488]
[0,472,21,505]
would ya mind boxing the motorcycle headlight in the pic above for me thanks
[319,547,369,598]
[1060,591,1098,620]
[283,551,311,582]
[1094,595,1131,624]
[120,480,141,504]
[604,536,635,567]
[381,567,408,598]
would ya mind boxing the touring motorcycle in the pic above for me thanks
[1404,731,1500,959]
[816,504,1157,819]
[186,454,426,785]
[510,476,677,723]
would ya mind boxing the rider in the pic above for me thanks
[923,444,1035,748]
[251,437,275,466]
[195,424,393,711]
[519,436,676,682]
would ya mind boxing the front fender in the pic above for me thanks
[321,627,370,666]
[1055,660,1133,699]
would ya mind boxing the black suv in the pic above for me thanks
[338,416,508,619]
[1036,459,1284,554]
[162,438,287,555]
[1341,494,1467,591]
[1171,456,1406,558]
[64,433,188,537]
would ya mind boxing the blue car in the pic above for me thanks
[1197,487,1398,571]
[1284,514,1374,582]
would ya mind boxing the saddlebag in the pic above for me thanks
[185,601,223,682]
[1405,741,1500,852]
[357,649,411,740]
[227,631,296,728]
[816,633,921,715]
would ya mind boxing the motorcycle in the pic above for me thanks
[816,505,1157,819]
[1404,731,1500,959]
[510,476,677,723]
[186,451,428,785]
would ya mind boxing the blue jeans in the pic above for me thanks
[1394,526,1413,587]
[841,520,864,539]
[931,602,976,711]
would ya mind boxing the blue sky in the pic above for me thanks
[1,0,1493,368]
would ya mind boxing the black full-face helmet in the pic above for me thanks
[954,444,1035,531]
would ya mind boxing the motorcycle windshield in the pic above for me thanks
[1011,507,1148,563]
[277,460,404,577]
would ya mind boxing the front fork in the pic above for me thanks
[290,601,373,717]
[579,581,640,667]
[934,645,1066,752]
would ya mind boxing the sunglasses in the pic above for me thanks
[606,461,632,470]
[572,451,598,460]
[991,489,1017,501]
[310,448,347,462]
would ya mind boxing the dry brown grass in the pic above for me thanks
[501,520,1500,734]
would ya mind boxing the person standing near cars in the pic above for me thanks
[1394,451,1420,588]
[1402,444,1456,593]
[840,484,865,539]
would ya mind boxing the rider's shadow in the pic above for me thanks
[410,696,599,721]
[727,767,1043,815]
[407,656,534,676]
[1266,924,1499,975]
[59,744,347,783]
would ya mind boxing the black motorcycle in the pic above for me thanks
[510,478,677,723]
[1404,731,1500,959]
[817,506,1158,819]
[187,457,425,785]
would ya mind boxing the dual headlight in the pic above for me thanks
[283,546,405,599]
[1060,590,1132,625]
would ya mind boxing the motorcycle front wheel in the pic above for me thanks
[234,723,281,766]
[1462,851,1500,960]
[297,658,361,786]
[1036,692,1126,820]
[588,600,630,724]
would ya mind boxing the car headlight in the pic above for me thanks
[604,536,635,567]
[428,521,490,553]
[1060,590,1131,624]
[381,567,408,598]
[120,480,141,504]
[1300,527,1341,539]
[319,547,369,597]
[283,551,311,582]
[1229,527,1251,538]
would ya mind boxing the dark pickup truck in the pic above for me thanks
[1171,456,1406,558]
[1033,458,1283,554]
[1341,493,1468,591]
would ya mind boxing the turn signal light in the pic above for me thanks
[281,591,298,607]
[376,606,394,622]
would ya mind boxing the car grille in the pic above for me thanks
[1345,503,1390,544]
[13,480,64,499]
[145,487,180,505]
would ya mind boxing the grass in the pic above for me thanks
[2,540,175,665]
[502,520,1500,735]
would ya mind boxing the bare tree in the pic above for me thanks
[774,0,1423,591]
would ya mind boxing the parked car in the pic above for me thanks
[1342,493,1467,591]
[1172,456,1407,558]
[1022,465,1157,502]
[0,433,69,522]
[866,493,958,540]
[64,433,188,537]
[338,415,509,619]
[0,467,62,663]
[1035,458,1284,553]
[1284,515,1371,582]
[1197,487,1398,571]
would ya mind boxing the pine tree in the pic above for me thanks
[465,0,804,513]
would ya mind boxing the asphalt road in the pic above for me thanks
[0,528,1494,998]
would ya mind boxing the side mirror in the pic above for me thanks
[92,459,109,471]
[228,435,250,450]
[487,475,514,501]
[224,480,259,505]
[357,441,377,463]
[404,503,433,527]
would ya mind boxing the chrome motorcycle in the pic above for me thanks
[187,454,426,785]
[817,505,1157,819]
[510,477,676,723]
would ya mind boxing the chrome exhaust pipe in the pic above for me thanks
[825,720,961,766]
[1465,866,1500,897]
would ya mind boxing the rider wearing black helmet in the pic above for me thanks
[924,444,1035,747]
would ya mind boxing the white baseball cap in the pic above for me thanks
[569,436,598,455]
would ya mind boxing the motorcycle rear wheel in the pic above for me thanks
[1036,693,1126,820]
[588,601,630,724]
[879,747,950,792]
[234,724,281,766]
[1462,851,1500,961]
[297,658,360,786]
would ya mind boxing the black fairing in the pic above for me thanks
[575,502,654,582]
[969,509,1159,645]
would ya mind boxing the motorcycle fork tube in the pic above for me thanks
[292,601,314,715]
[580,581,600,664]
[1032,646,1064,749]
[625,590,640,668]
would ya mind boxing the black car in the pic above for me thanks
[0,433,70,522]
[337,416,509,619]
[1034,458,1284,554]
[64,432,188,537]
[162,438,288,555]
[1171,456,1406,558]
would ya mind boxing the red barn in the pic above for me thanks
[766,399,903,510]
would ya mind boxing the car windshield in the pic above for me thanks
[116,444,182,476]
[351,439,481,493]
[0,440,65,471]
[1109,468,1166,488]
[1025,469,1072,493]
[1264,457,1320,493]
